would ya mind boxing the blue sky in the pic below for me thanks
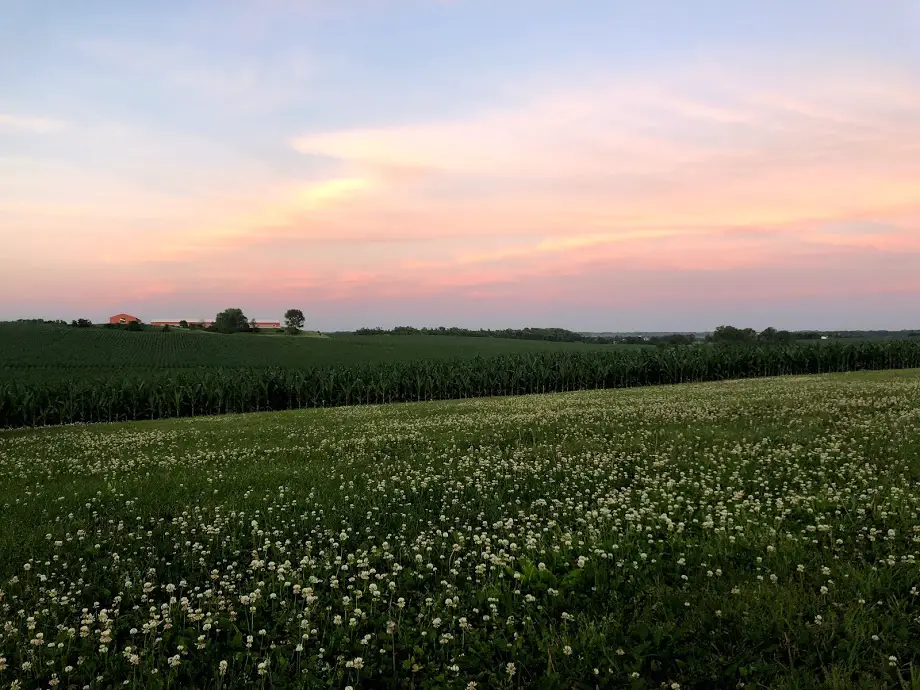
[2,0,919,330]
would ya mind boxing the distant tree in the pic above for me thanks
[249,318,260,334]
[71,318,93,328]
[284,309,305,335]
[664,333,696,346]
[179,320,189,329]
[708,325,757,344]
[758,327,796,345]
[214,308,248,334]
[161,324,170,332]
[758,327,778,342]
[126,320,142,332]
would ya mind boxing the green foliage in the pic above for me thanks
[179,319,189,328]
[3,371,920,687]
[2,335,920,427]
[1,318,67,326]
[708,325,758,343]
[284,308,305,334]
[214,308,249,334]
[706,325,796,345]
[757,327,796,344]
[0,325,625,378]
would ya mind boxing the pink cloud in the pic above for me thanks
[4,60,920,327]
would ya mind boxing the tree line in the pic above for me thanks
[208,308,306,335]
[353,325,624,343]
[706,325,796,345]
[20,309,310,335]
[351,326,705,345]
[6,318,919,343]
[353,324,920,346]
[351,325,792,346]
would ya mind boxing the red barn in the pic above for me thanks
[109,313,140,324]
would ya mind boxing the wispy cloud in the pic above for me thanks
[0,114,66,133]
[289,63,920,239]
[294,63,920,166]
[3,0,920,329]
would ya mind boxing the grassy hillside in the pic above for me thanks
[3,371,920,688]
[0,323,622,380]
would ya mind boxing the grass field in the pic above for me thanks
[0,323,623,381]
[3,370,920,688]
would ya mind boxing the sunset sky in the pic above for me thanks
[2,0,919,331]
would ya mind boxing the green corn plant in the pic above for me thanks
[3,341,920,428]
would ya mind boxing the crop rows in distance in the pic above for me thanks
[0,326,615,375]
[3,340,920,428]
[2,371,920,688]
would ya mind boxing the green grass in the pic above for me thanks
[0,323,624,381]
[3,370,920,688]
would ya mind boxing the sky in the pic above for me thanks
[2,0,919,332]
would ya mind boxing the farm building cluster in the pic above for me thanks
[108,314,281,329]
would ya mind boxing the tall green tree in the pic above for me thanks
[284,309,305,334]
[758,327,779,342]
[758,327,796,344]
[709,325,757,344]
[214,308,248,334]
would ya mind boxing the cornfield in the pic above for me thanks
[3,341,920,428]
[0,324,621,378]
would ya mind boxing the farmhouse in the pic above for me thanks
[109,313,140,324]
